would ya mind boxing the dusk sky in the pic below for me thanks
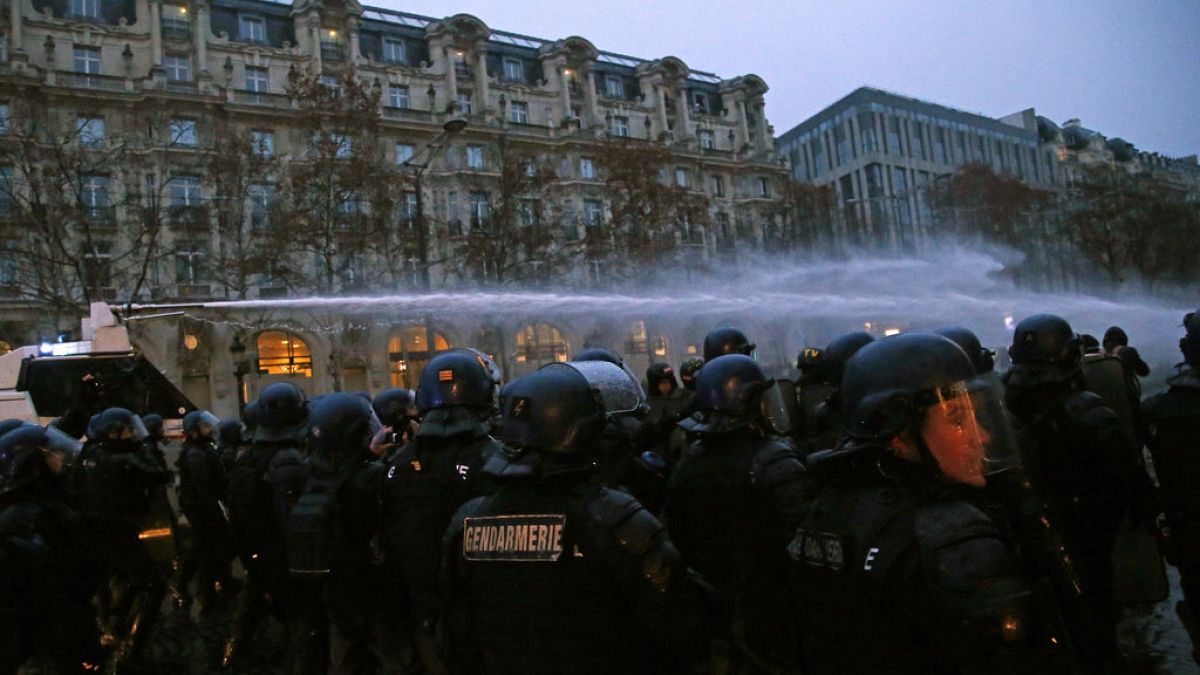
[373,0,1200,159]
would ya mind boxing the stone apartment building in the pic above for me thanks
[0,0,790,413]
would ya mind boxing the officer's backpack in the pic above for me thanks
[285,473,344,578]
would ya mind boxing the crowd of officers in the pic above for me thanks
[1,309,1199,675]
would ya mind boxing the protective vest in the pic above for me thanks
[1144,370,1200,522]
[444,479,687,675]
[226,443,307,567]
[792,482,1036,673]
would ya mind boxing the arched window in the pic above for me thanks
[388,326,450,388]
[256,330,312,377]
[515,323,568,367]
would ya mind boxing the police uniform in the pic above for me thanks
[793,479,1035,674]
[174,436,232,609]
[1144,366,1200,657]
[444,476,706,675]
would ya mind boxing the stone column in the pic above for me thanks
[10,0,23,54]
[558,66,571,124]
[757,105,771,151]
[736,98,749,149]
[194,2,208,72]
[655,83,668,138]
[677,85,691,138]
[310,19,321,71]
[149,1,161,65]
[445,47,458,111]
[585,68,598,124]
[475,45,489,113]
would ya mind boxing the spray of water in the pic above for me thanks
[129,243,1193,387]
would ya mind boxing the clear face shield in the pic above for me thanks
[559,360,647,417]
[111,416,150,442]
[761,380,800,435]
[42,426,85,473]
[193,411,221,440]
[917,376,1021,488]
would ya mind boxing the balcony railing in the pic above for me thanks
[63,11,104,22]
[169,204,207,225]
[59,72,129,92]
[233,90,291,108]
[81,205,115,224]
[161,18,190,40]
[165,80,198,94]
[382,106,426,121]
[320,42,344,61]
[454,64,473,81]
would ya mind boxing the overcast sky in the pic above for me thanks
[372,0,1200,159]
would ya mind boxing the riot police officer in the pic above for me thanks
[795,333,1042,673]
[172,410,233,613]
[380,348,502,672]
[216,417,248,475]
[290,393,401,675]
[372,387,419,452]
[702,327,755,361]
[1002,314,1154,668]
[572,349,666,514]
[443,361,708,674]
[667,354,812,669]
[641,362,691,466]
[73,407,169,668]
[0,424,104,674]
[1144,310,1200,664]
[806,331,875,453]
[141,413,170,472]
[223,382,310,670]
[679,357,704,392]
[934,325,997,375]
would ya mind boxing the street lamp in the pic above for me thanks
[230,335,250,414]
[400,116,469,289]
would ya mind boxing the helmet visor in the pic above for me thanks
[557,361,646,416]
[111,415,149,442]
[42,426,84,467]
[762,380,799,435]
[918,377,1021,487]
[192,411,221,439]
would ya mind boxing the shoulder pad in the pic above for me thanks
[751,440,806,483]
[269,447,306,468]
[1064,390,1121,426]
[446,496,489,543]
[914,500,1000,551]
[585,487,661,556]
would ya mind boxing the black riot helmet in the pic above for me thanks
[371,388,416,427]
[702,327,756,361]
[834,333,1019,486]
[934,326,995,374]
[0,424,84,496]
[825,331,876,387]
[646,362,678,396]
[573,347,625,367]
[1006,314,1082,386]
[415,348,501,414]
[680,354,774,434]
[679,357,704,391]
[307,393,380,467]
[1102,326,1129,353]
[217,418,247,447]
[182,410,220,442]
[1181,310,1200,367]
[497,362,641,459]
[0,419,26,440]
[142,414,165,442]
[94,407,149,446]
[253,382,309,443]
[796,346,828,384]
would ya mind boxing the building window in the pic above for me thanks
[456,92,472,115]
[811,138,827,177]
[580,157,595,179]
[709,174,724,197]
[503,57,524,82]
[383,38,406,64]
[387,327,450,387]
[604,75,625,99]
[169,118,197,147]
[911,124,927,161]
[885,117,902,155]
[692,91,709,114]
[388,84,410,109]
[336,192,363,226]
[249,183,275,230]
[169,176,202,206]
[250,130,273,157]
[175,243,208,284]
[82,242,112,294]
[238,15,265,43]
[245,66,268,92]
[892,166,908,193]
[80,175,109,221]
[699,129,715,149]
[674,167,688,188]
[510,101,528,124]
[399,191,418,225]
[518,197,538,226]
[468,191,489,228]
[757,177,770,198]
[69,0,100,19]
[583,199,603,227]
[933,128,948,163]
[395,142,414,165]
[834,124,851,165]
[74,46,101,74]
[256,331,312,377]
[331,133,351,159]
[610,116,629,137]
[0,103,11,135]
[466,145,485,170]
[76,116,104,147]
[859,112,878,153]
[164,53,190,81]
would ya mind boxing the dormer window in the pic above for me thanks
[383,38,406,64]
[503,57,523,82]
[239,16,266,44]
[604,75,624,99]
[692,92,709,114]
[69,0,100,20]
